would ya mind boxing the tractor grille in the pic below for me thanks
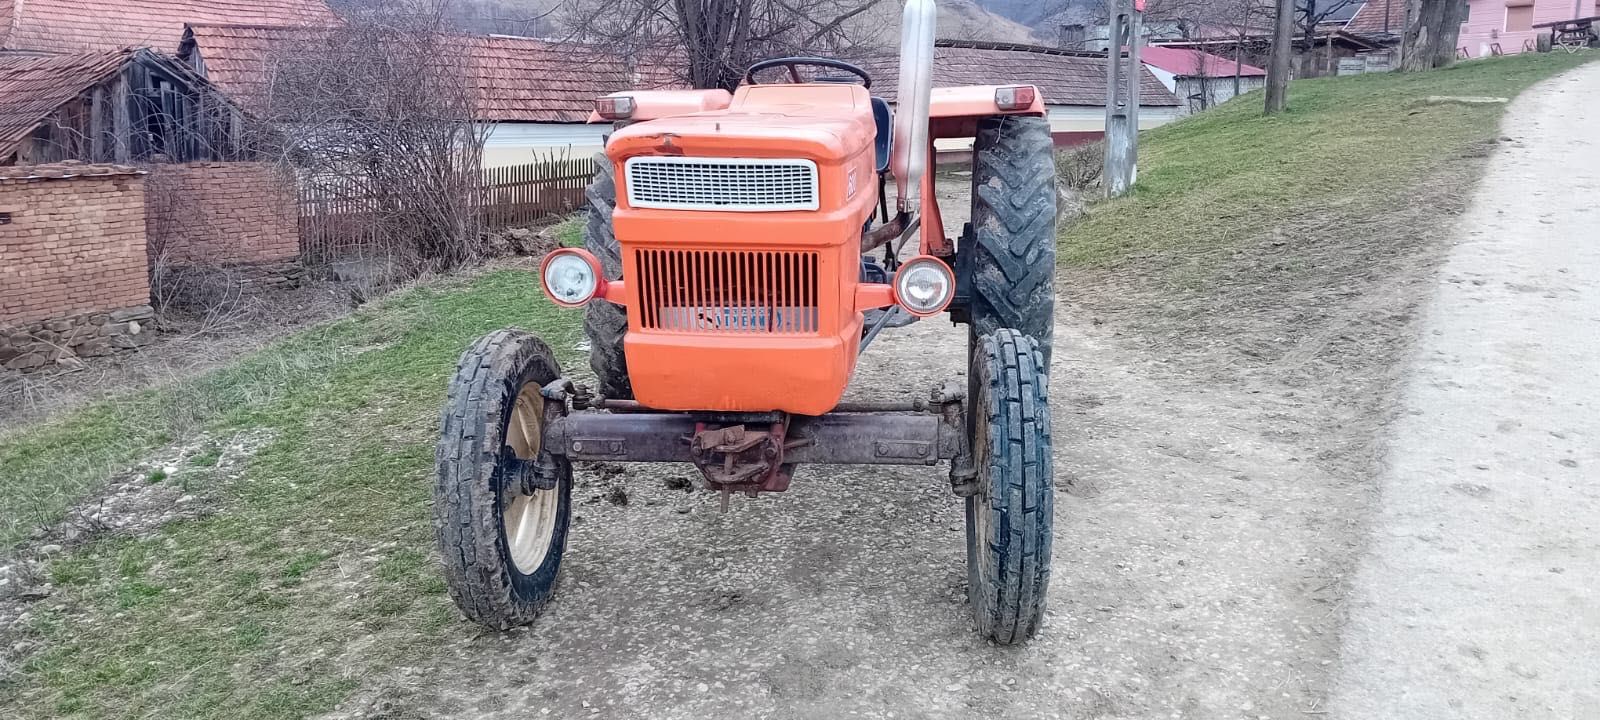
[634,249,820,334]
[625,157,818,212]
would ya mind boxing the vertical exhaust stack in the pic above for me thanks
[891,0,936,213]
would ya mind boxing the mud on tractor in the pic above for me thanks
[434,0,1057,644]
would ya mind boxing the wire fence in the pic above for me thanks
[297,156,596,263]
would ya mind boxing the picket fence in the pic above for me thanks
[297,156,595,262]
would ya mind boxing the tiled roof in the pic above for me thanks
[463,35,682,122]
[0,50,130,159]
[859,42,1180,107]
[0,0,339,54]
[182,25,682,123]
[1139,46,1267,78]
[180,24,316,111]
[1345,0,1406,34]
[0,161,144,180]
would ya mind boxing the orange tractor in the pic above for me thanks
[434,0,1057,644]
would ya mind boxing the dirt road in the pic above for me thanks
[355,194,1372,718]
[335,66,1595,720]
[1327,62,1600,719]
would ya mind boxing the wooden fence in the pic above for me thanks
[298,156,596,263]
[481,157,594,228]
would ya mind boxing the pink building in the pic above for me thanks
[1457,0,1600,57]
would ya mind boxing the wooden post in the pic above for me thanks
[89,86,107,162]
[1102,0,1143,198]
[111,74,132,162]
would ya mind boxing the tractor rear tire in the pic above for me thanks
[435,329,573,629]
[582,154,632,399]
[965,328,1053,644]
[969,116,1057,368]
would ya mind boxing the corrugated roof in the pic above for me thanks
[0,50,130,159]
[0,0,338,53]
[1140,46,1267,78]
[1345,0,1406,34]
[859,43,1180,107]
[1305,0,1365,25]
[183,25,681,123]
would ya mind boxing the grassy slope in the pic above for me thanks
[1060,53,1593,269]
[1,272,581,719]
[0,53,1592,720]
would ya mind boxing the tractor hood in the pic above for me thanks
[606,83,877,165]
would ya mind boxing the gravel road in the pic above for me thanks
[1327,61,1600,719]
[332,65,1598,720]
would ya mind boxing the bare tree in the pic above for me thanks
[1188,47,1214,111]
[257,0,489,273]
[1204,0,1271,95]
[1294,0,1360,76]
[559,0,890,89]
[1401,0,1466,70]
[1264,0,1294,113]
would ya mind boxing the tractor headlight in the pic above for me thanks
[540,249,603,307]
[893,256,954,317]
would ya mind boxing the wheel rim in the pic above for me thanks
[504,384,558,574]
[971,379,994,584]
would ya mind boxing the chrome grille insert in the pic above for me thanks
[625,157,819,212]
[634,248,819,334]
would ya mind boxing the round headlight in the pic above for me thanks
[893,256,954,317]
[541,250,600,307]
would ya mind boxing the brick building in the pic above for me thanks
[0,163,155,370]
[146,162,301,286]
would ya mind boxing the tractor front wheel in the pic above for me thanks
[965,328,1054,644]
[435,329,573,629]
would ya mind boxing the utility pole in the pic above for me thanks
[1102,0,1143,197]
[1264,0,1294,114]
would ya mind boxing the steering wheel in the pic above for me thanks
[743,57,872,89]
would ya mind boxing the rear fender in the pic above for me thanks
[914,85,1047,256]
[927,85,1046,140]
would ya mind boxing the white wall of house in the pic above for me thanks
[1145,67,1266,115]
[484,105,1185,161]
[480,122,610,167]
[1174,75,1266,114]
[1045,104,1179,132]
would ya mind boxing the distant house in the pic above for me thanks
[860,40,1181,154]
[1057,18,1202,52]
[1457,0,1599,57]
[1153,29,1389,78]
[1139,46,1267,114]
[0,49,245,165]
[0,0,338,54]
[180,25,678,167]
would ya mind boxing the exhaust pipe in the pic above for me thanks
[891,0,936,213]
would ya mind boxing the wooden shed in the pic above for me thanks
[0,48,247,165]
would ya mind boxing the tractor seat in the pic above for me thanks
[871,96,892,174]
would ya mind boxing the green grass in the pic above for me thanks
[553,215,584,247]
[0,270,582,720]
[1060,53,1594,268]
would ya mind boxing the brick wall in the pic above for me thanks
[146,162,299,267]
[0,164,151,327]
